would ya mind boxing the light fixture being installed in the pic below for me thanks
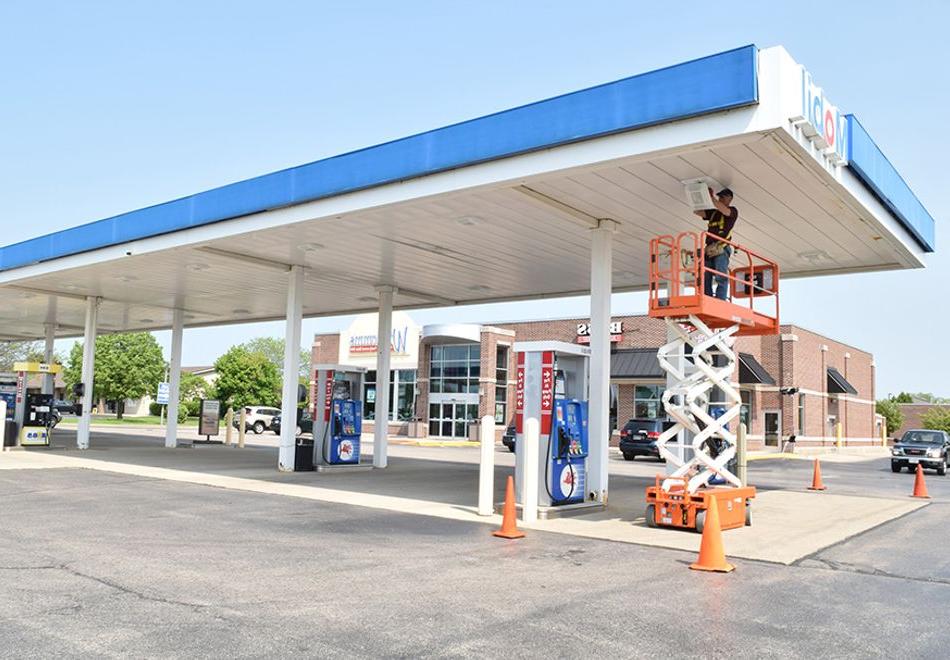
[798,250,831,266]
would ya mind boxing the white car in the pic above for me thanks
[234,406,282,434]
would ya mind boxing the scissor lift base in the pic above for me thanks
[645,481,756,532]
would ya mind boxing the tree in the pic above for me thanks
[64,333,165,418]
[891,392,913,404]
[238,337,311,379]
[876,399,904,436]
[212,346,281,409]
[0,340,41,371]
[178,371,207,417]
[908,392,950,404]
[920,407,950,434]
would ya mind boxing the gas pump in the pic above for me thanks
[513,341,596,510]
[312,365,370,470]
[12,362,61,447]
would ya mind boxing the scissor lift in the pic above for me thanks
[645,232,779,532]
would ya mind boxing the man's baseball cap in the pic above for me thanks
[717,188,734,198]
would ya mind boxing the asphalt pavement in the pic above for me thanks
[1,460,948,659]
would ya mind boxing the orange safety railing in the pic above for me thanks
[648,231,780,336]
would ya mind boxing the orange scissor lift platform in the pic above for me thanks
[644,231,779,532]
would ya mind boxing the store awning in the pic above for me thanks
[611,349,663,380]
[738,353,776,385]
[827,367,858,395]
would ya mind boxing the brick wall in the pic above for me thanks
[310,316,877,444]
[493,315,668,349]
[310,333,340,368]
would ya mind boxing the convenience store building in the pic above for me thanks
[312,312,878,449]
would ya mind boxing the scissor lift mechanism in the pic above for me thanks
[645,232,779,532]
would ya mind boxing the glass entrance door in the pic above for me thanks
[429,401,479,439]
[764,411,781,447]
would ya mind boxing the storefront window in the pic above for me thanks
[634,385,664,419]
[495,346,509,424]
[362,369,416,421]
[739,390,752,429]
[429,344,480,394]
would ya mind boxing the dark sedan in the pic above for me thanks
[619,418,676,461]
[891,429,949,475]
[271,410,313,437]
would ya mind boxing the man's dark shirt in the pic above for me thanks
[703,207,738,245]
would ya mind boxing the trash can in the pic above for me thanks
[3,420,17,447]
[294,440,315,472]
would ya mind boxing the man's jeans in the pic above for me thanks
[704,246,732,300]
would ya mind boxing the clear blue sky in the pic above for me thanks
[1,1,945,397]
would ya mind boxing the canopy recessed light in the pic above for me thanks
[456,216,481,226]
[357,296,377,303]
[115,275,138,283]
[468,284,491,292]
[232,308,250,314]
[188,263,209,272]
[139,318,154,324]
[300,242,325,252]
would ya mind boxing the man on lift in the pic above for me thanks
[693,187,738,300]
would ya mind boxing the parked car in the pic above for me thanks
[52,399,77,415]
[891,429,949,475]
[501,425,516,452]
[619,418,676,461]
[271,410,313,437]
[231,406,282,434]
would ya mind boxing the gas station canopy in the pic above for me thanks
[0,45,937,340]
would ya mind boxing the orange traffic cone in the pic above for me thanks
[808,458,827,491]
[690,498,734,573]
[912,464,931,499]
[493,476,525,539]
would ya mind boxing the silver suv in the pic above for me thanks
[233,406,282,434]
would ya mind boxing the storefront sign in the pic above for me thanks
[540,351,554,435]
[576,321,623,344]
[349,326,411,355]
[339,312,420,369]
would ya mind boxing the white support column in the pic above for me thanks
[42,323,55,396]
[76,296,99,450]
[278,265,305,472]
[164,308,184,449]
[588,219,616,503]
[42,295,57,395]
[373,285,395,468]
